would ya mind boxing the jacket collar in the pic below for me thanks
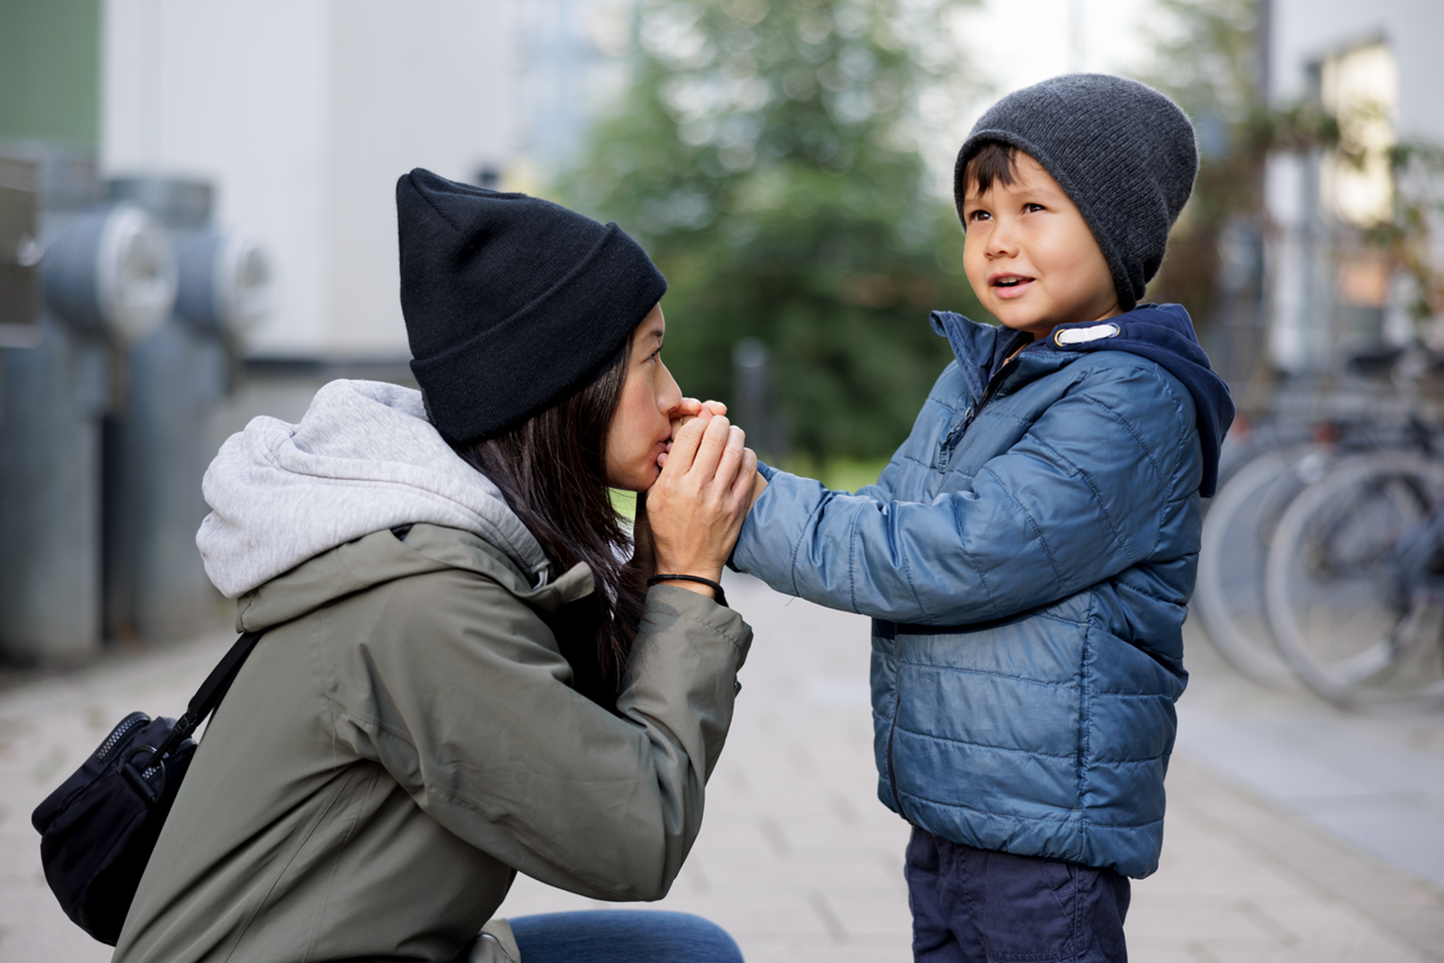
[929,311,1069,401]
[930,305,1235,496]
[236,523,594,633]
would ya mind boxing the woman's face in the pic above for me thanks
[604,304,683,492]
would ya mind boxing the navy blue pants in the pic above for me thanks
[905,827,1130,963]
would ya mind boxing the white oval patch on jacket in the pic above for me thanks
[1054,322,1121,346]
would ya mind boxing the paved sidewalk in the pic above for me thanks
[3,575,1442,962]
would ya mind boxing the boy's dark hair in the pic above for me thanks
[959,141,1020,199]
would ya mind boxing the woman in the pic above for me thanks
[112,170,758,963]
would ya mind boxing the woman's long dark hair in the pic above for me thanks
[451,339,644,708]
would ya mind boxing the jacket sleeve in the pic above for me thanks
[732,362,1197,624]
[327,576,751,903]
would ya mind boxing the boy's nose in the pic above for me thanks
[985,217,1019,257]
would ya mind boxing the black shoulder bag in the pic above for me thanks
[30,630,265,945]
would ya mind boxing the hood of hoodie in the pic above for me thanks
[932,303,1235,497]
[196,379,551,599]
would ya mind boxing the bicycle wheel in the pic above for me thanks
[1195,443,1333,687]
[1264,450,1444,711]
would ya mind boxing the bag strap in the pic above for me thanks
[151,631,265,761]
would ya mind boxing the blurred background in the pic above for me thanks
[3,2,1444,960]
[0,0,1441,753]
[3,0,1443,700]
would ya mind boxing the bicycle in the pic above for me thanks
[1264,447,1444,711]
[1194,347,1444,710]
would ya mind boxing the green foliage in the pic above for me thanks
[1136,0,1272,324]
[561,0,985,462]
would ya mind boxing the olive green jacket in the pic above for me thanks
[112,523,752,963]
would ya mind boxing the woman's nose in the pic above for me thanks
[658,361,683,414]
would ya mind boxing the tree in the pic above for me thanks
[561,0,984,463]
[1136,0,1267,334]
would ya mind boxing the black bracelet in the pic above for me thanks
[647,574,728,608]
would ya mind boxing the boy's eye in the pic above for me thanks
[967,209,990,223]
[1023,202,1046,213]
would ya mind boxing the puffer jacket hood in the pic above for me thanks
[933,303,1234,496]
[196,379,550,598]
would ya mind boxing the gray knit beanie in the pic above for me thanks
[954,74,1197,312]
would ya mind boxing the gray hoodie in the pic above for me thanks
[197,379,550,598]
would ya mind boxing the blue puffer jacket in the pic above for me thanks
[732,304,1233,878]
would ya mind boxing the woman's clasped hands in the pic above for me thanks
[644,399,757,597]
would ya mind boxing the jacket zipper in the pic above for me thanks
[937,357,1020,470]
[884,684,911,823]
[936,410,970,471]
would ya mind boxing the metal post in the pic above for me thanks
[104,176,271,643]
[731,337,788,464]
[0,147,174,662]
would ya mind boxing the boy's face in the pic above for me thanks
[961,152,1120,340]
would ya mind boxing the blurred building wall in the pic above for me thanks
[1264,0,1444,372]
[0,0,101,149]
[102,0,525,358]
[1268,0,1444,138]
[521,0,631,180]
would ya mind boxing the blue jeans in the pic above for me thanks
[905,827,1130,963]
[507,910,744,963]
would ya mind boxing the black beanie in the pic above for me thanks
[397,168,667,444]
[954,74,1197,312]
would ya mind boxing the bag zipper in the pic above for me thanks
[96,712,149,761]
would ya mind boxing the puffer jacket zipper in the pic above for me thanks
[937,355,1023,470]
[884,682,910,823]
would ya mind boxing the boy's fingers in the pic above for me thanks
[670,404,715,436]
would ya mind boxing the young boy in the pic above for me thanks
[731,74,1234,962]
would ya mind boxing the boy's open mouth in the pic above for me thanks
[991,274,1034,297]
